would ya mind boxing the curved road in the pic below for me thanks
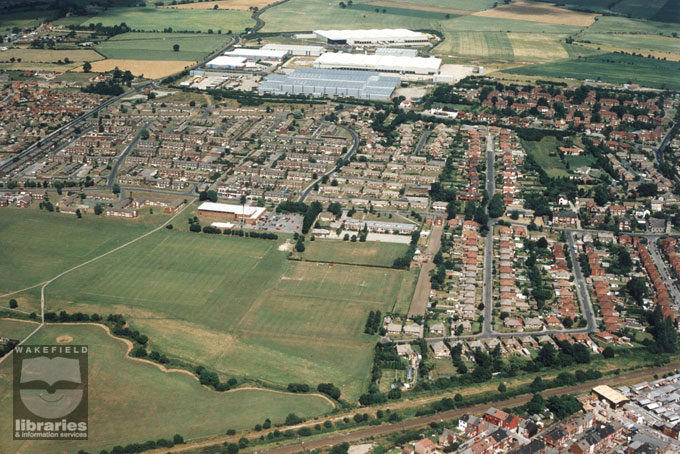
[298,124,359,203]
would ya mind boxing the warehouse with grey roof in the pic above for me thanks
[258,68,399,101]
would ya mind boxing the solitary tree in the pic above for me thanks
[9,299,18,309]
[83,61,92,72]
[173,44,180,52]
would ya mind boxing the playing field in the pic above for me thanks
[0,207,170,296]
[0,324,334,454]
[82,7,253,34]
[95,32,232,61]
[0,318,39,341]
[503,53,680,91]
[521,136,570,178]
[301,239,408,267]
[39,229,409,400]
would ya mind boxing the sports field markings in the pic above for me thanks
[0,199,196,365]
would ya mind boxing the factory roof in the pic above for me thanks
[205,56,247,67]
[226,48,289,58]
[315,52,441,72]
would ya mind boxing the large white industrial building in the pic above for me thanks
[205,56,247,70]
[261,43,326,57]
[224,48,289,62]
[314,52,441,75]
[313,29,430,47]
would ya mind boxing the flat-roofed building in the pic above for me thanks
[258,68,399,101]
[261,43,325,57]
[314,28,430,47]
[197,202,266,225]
[314,52,441,75]
[224,48,289,62]
[593,385,630,408]
[205,56,247,70]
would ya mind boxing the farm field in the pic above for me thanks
[358,0,497,11]
[260,0,436,32]
[0,324,334,454]
[82,59,192,78]
[0,207,170,295]
[162,0,276,10]
[43,230,411,400]
[95,32,231,61]
[507,33,569,60]
[576,33,680,60]
[82,7,253,34]
[0,49,102,64]
[472,1,599,26]
[0,10,58,30]
[521,136,569,178]
[502,53,680,90]
[301,238,408,267]
[585,16,680,35]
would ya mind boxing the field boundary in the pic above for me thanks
[296,257,399,270]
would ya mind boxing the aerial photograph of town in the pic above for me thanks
[1,0,680,453]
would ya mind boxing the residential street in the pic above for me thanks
[482,133,496,336]
[566,230,598,332]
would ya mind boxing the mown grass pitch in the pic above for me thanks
[0,324,334,454]
[301,239,408,267]
[0,206,169,295]
[82,7,253,34]
[42,229,410,400]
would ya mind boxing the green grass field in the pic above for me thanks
[96,32,232,61]
[577,33,680,56]
[503,53,680,90]
[355,0,497,11]
[349,3,455,20]
[585,16,680,34]
[0,10,58,30]
[521,136,570,178]
[36,228,409,400]
[261,0,436,32]
[0,324,334,454]
[301,239,408,267]
[0,318,39,340]
[82,7,253,34]
[0,207,170,295]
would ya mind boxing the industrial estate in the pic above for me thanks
[1,0,680,453]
